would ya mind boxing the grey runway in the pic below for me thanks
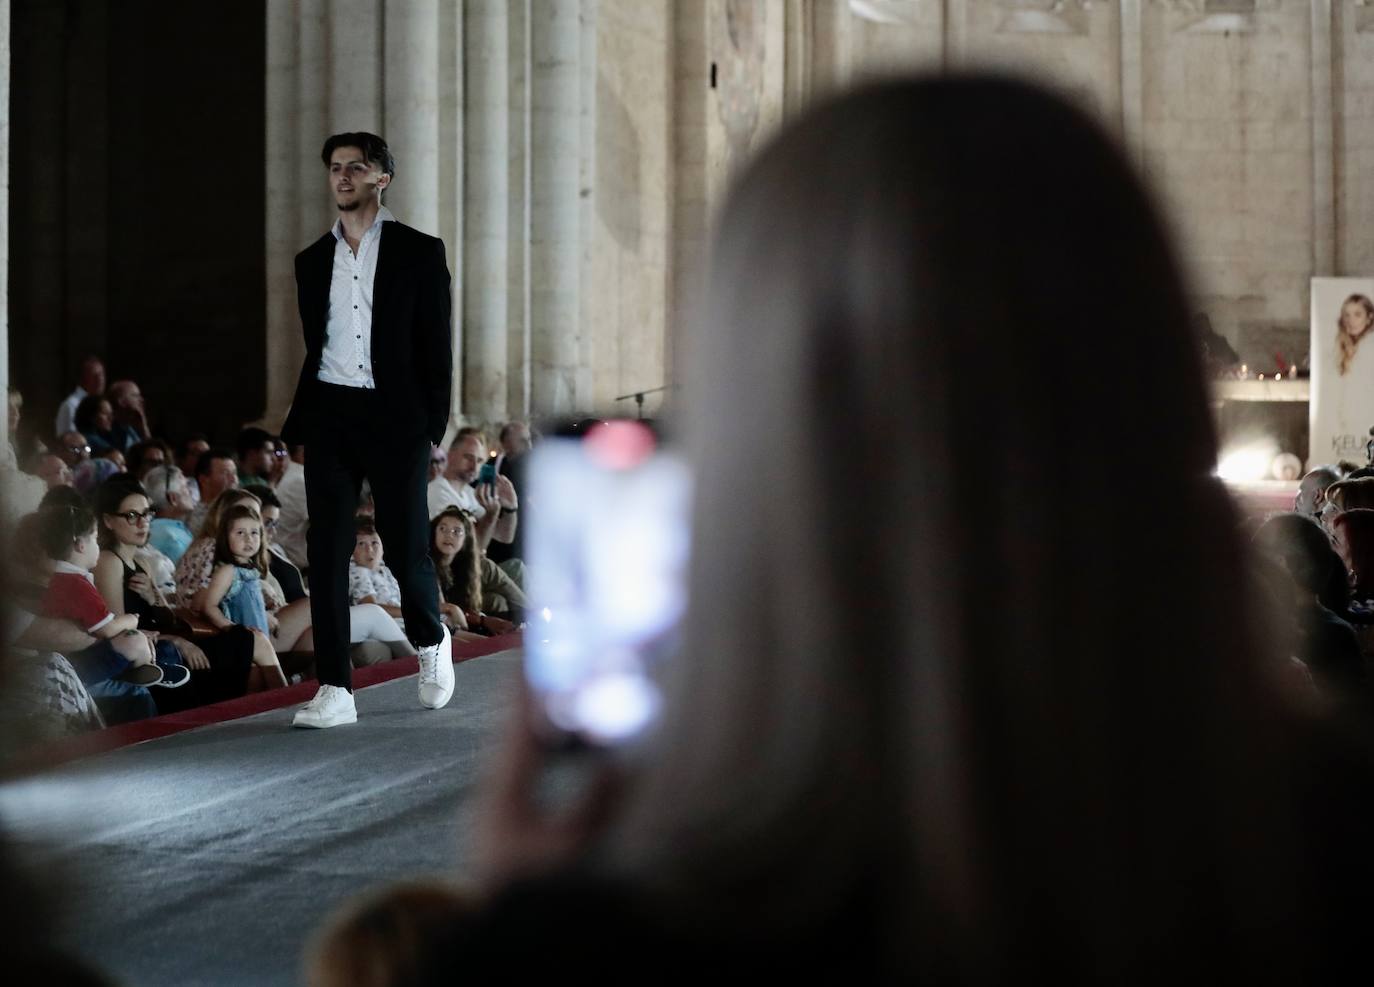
[0,649,524,986]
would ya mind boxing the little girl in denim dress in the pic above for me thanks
[202,505,273,637]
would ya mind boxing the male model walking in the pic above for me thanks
[281,132,453,728]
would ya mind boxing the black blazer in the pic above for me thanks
[280,220,453,447]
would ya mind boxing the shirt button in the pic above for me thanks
[353,304,358,309]
[354,276,358,280]
[356,334,361,339]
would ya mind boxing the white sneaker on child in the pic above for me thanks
[291,684,357,729]
[415,624,454,709]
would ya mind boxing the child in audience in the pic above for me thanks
[349,517,403,621]
[201,504,289,690]
[429,507,524,634]
[38,502,188,690]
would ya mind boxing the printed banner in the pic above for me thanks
[1310,277,1374,467]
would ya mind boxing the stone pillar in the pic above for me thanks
[1119,0,1145,169]
[529,0,584,414]
[265,0,462,433]
[1310,0,1335,275]
[462,0,512,423]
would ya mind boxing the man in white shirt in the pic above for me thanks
[280,132,455,729]
[427,427,518,551]
[54,356,106,438]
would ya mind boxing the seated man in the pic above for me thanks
[274,442,309,570]
[237,427,277,492]
[126,439,172,481]
[54,355,105,438]
[175,434,210,505]
[1296,465,1342,517]
[32,453,73,490]
[106,380,153,446]
[145,464,197,563]
[426,428,518,554]
[187,447,239,536]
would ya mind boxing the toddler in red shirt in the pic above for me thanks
[38,502,189,689]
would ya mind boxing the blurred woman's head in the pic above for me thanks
[73,395,113,436]
[604,75,1292,978]
[1253,512,1348,613]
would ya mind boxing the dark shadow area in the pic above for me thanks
[9,0,267,451]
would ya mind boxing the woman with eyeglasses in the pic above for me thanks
[94,476,256,704]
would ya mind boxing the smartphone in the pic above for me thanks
[523,419,691,747]
[476,455,502,487]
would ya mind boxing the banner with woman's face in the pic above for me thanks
[1311,277,1374,467]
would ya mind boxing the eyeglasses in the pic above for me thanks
[263,518,280,529]
[69,444,91,455]
[272,449,288,458]
[430,457,446,466]
[112,509,156,524]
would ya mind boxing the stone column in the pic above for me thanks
[1310,0,1335,275]
[461,0,512,424]
[1119,0,1145,169]
[529,0,584,414]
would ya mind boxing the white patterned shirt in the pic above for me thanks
[348,561,402,609]
[317,205,394,389]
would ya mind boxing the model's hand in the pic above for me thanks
[495,475,518,510]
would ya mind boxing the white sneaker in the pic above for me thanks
[415,624,454,709]
[291,684,358,729]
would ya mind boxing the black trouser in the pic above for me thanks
[304,381,443,689]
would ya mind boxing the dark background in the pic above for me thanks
[9,0,266,456]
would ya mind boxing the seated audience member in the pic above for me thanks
[105,380,152,445]
[487,422,531,567]
[350,517,403,620]
[305,882,473,987]
[35,502,174,722]
[237,427,277,491]
[8,387,46,469]
[71,457,123,497]
[423,78,1374,982]
[274,442,309,569]
[427,428,519,554]
[200,504,289,690]
[1326,477,1374,515]
[176,488,266,610]
[429,508,524,634]
[125,439,171,481]
[267,436,290,486]
[1253,514,1364,702]
[32,453,73,490]
[55,431,92,470]
[1332,509,1374,606]
[187,447,240,535]
[176,434,211,504]
[427,444,446,483]
[144,465,196,563]
[53,355,105,438]
[0,599,106,743]
[74,394,137,456]
[257,489,306,603]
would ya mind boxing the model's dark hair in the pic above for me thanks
[321,132,395,179]
[72,394,110,434]
[36,503,97,561]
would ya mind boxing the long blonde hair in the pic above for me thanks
[1336,293,1374,375]
[198,487,261,540]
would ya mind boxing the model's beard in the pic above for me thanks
[337,199,361,212]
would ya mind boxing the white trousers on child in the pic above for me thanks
[347,604,406,644]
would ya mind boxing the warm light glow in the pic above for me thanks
[1216,440,1279,482]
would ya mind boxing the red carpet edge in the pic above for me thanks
[16,632,523,773]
